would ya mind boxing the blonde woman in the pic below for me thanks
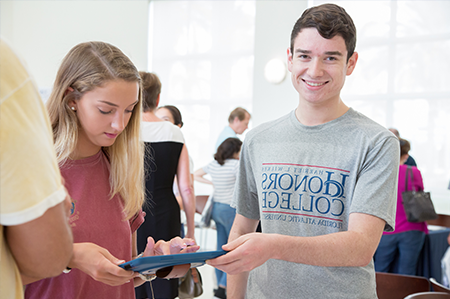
[25,42,197,299]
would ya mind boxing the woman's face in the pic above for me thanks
[233,150,241,160]
[69,80,139,159]
[156,107,179,127]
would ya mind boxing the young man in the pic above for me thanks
[207,4,399,298]
[215,107,251,150]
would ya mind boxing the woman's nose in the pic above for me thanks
[111,113,125,132]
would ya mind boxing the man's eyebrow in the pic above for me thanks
[294,49,311,54]
[294,49,343,56]
[325,51,343,56]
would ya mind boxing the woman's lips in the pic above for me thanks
[105,133,118,138]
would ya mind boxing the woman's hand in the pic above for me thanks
[133,237,200,286]
[142,236,199,257]
[70,243,138,286]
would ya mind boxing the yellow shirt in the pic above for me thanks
[0,39,66,299]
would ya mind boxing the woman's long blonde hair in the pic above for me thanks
[46,41,144,220]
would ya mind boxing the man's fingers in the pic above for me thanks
[221,234,248,252]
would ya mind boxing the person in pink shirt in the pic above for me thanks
[24,41,198,299]
[374,138,428,275]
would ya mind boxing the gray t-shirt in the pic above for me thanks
[233,108,399,299]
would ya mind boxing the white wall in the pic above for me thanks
[0,0,149,93]
[251,1,307,127]
[0,0,306,124]
[0,0,305,124]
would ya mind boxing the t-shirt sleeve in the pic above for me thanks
[0,41,65,226]
[231,139,260,220]
[129,210,146,233]
[202,162,212,173]
[349,135,399,232]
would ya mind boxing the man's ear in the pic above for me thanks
[346,52,358,76]
[287,47,294,72]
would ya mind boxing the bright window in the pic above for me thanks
[310,0,450,212]
[148,1,255,196]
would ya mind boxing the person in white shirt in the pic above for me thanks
[215,107,250,150]
[195,137,242,299]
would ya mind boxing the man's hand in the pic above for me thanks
[207,233,275,275]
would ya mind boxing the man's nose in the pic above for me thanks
[307,58,324,78]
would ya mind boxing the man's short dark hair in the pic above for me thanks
[228,107,250,124]
[290,3,356,62]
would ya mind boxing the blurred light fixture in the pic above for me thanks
[264,58,286,84]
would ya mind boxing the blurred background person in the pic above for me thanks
[156,104,194,238]
[215,107,251,150]
[137,72,196,299]
[389,128,417,167]
[194,137,242,299]
[156,105,183,128]
[374,138,428,275]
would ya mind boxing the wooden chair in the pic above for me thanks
[427,214,450,228]
[404,292,450,299]
[376,272,430,299]
[431,278,450,293]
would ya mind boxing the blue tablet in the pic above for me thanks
[119,250,227,275]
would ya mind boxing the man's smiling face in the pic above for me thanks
[287,28,357,107]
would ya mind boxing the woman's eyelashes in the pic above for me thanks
[98,108,112,115]
[98,108,134,115]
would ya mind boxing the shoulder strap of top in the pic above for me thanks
[405,165,415,191]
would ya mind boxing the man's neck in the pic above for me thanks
[228,124,238,134]
[295,99,349,126]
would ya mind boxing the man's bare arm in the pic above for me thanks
[7,197,73,284]
[209,213,259,299]
[209,213,384,274]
